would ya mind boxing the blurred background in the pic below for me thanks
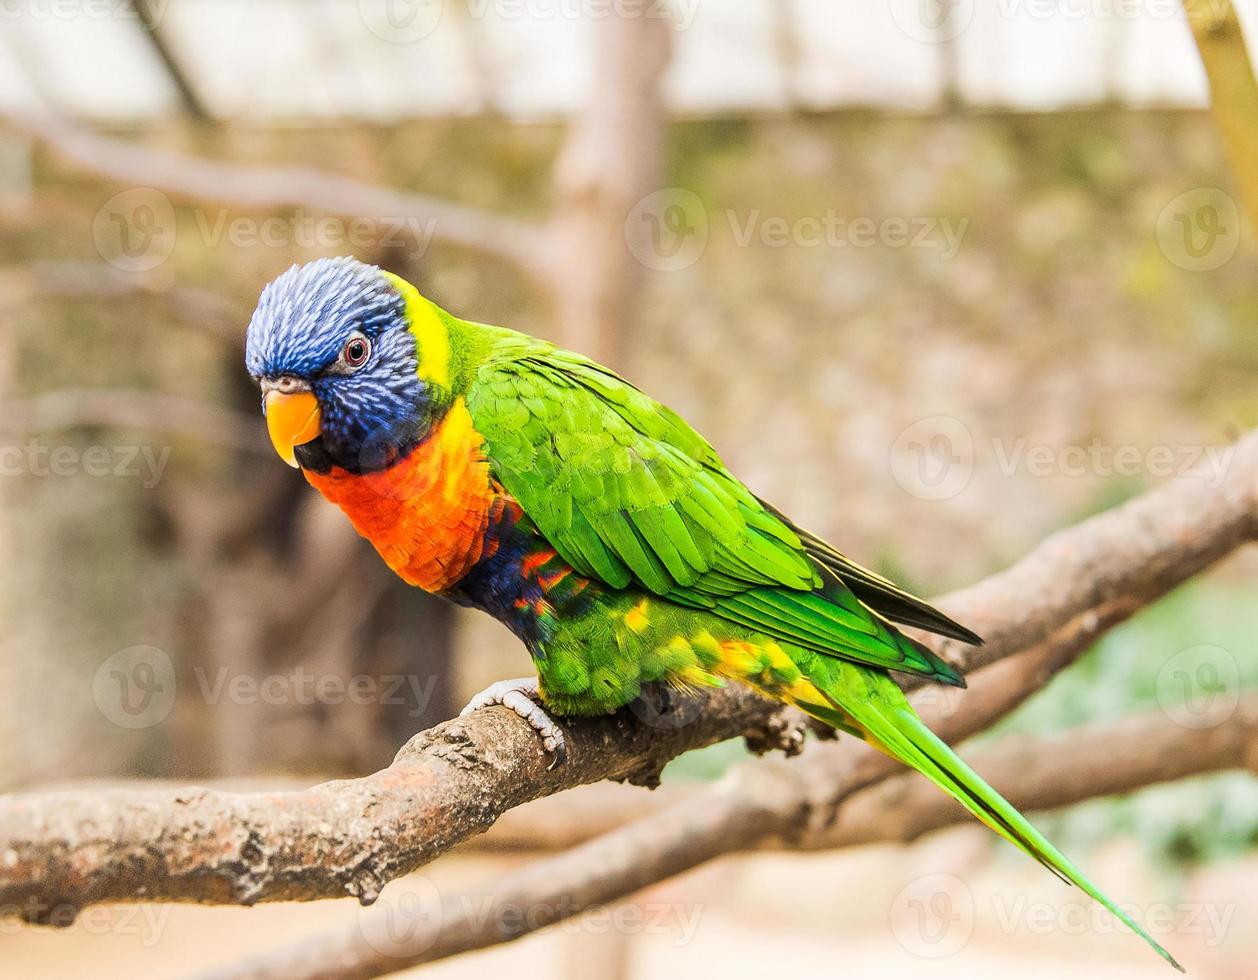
[1,1,1256,977]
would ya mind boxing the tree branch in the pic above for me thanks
[1,429,1253,928]
[1,112,548,281]
[0,685,780,921]
[928,426,1258,677]
[446,688,1258,852]
[821,693,1258,848]
[207,688,1258,980]
[126,0,214,122]
[1184,0,1258,231]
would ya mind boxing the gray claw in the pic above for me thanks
[460,677,567,767]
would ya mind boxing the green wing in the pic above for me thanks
[755,498,982,645]
[467,343,967,685]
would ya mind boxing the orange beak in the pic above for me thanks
[264,390,322,468]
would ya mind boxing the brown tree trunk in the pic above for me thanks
[545,12,673,370]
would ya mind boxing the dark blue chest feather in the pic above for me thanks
[445,512,596,654]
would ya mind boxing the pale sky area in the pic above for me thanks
[2,0,1255,120]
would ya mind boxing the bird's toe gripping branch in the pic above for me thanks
[460,676,567,769]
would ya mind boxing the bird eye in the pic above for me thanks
[341,335,371,370]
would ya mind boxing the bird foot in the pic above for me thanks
[460,676,566,769]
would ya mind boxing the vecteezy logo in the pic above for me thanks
[357,0,444,43]
[890,415,975,501]
[1156,187,1240,272]
[92,188,177,273]
[889,872,974,958]
[358,875,445,957]
[889,0,975,44]
[625,188,709,272]
[628,682,704,731]
[1156,644,1240,730]
[92,645,177,729]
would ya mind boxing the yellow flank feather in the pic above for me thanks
[624,599,651,634]
[383,270,451,389]
[665,632,831,708]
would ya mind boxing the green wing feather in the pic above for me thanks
[466,342,969,686]
[756,497,982,645]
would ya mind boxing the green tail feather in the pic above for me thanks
[826,692,1185,972]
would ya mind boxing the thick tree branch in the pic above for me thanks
[454,691,1258,851]
[1,429,1253,927]
[0,685,780,921]
[928,427,1258,677]
[209,687,1258,980]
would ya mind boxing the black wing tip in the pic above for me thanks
[920,608,983,647]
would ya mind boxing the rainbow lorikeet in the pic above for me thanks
[246,257,1180,970]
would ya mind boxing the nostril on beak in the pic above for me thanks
[260,375,311,396]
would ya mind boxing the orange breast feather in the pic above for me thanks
[304,398,498,593]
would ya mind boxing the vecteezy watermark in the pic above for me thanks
[889,0,1224,44]
[890,416,1236,502]
[92,188,178,273]
[625,188,968,272]
[358,880,704,960]
[889,0,975,44]
[625,188,710,272]
[93,645,177,730]
[990,439,1234,487]
[1156,187,1241,273]
[192,210,440,259]
[1156,645,1241,730]
[889,872,975,958]
[355,0,696,44]
[192,666,442,719]
[891,872,1234,959]
[989,895,1234,948]
[0,439,171,488]
[889,416,976,502]
[456,897,703,944]
[0,0,171,25]
[0,900,172,946]
[627,681,705,731]
[909,678,967,721]
[725,210,968,259]
[92,188,440,271]
[358,876,446,956]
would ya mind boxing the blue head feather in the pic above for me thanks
[246,257,429,473]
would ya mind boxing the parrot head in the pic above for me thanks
[246,257,443,473]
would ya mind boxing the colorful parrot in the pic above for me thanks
[246,257,1180,970]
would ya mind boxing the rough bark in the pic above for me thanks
[2,428,1254,927]
[207,681,1258,980]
